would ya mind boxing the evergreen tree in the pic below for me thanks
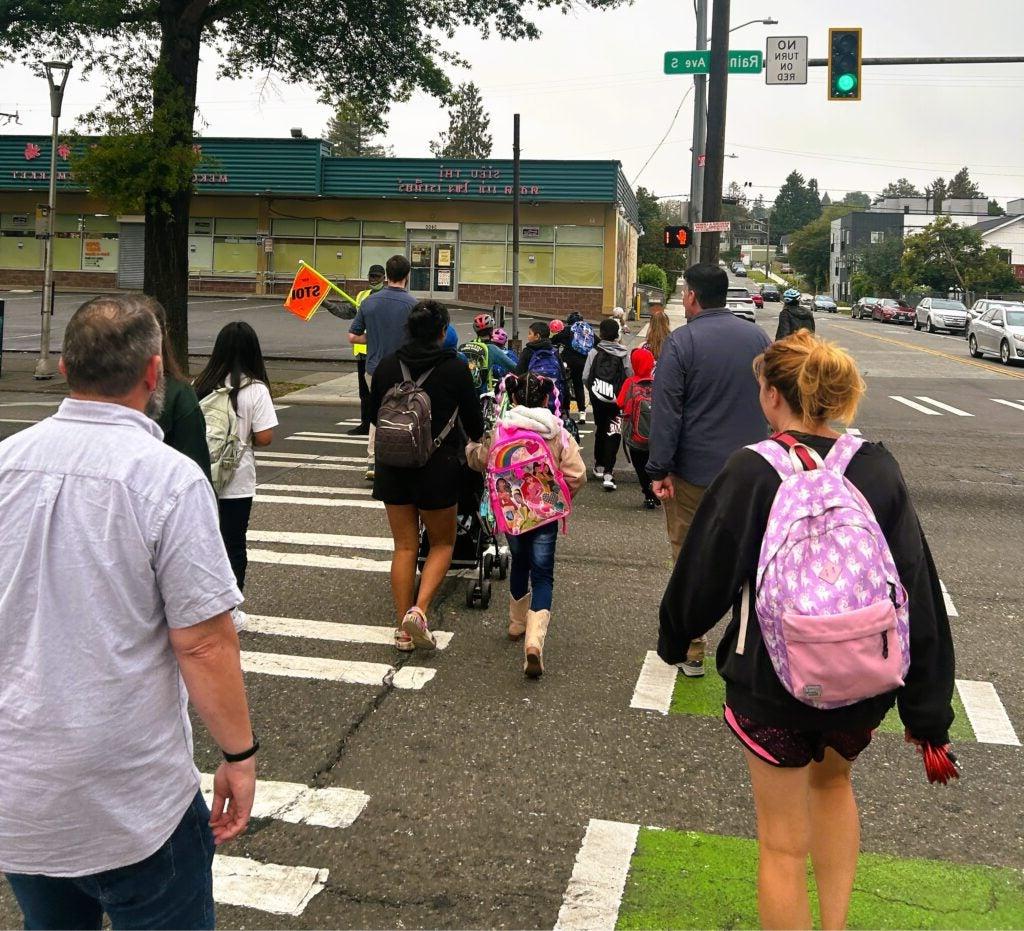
[988,199,1006,216]
[926,176,947,214]
[947,166,982,199]
[430,82,493,159]
[821,192,832,207]
[324,101,392,157]
[769,171,822,243]
[750,193,768,220]
[879,178,923,199]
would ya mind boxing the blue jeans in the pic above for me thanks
[5,791,215,931]
[506,521,558,611]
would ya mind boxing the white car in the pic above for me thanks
[968,304,1024,365]
[914,297,968,333]
[726,286,756,323]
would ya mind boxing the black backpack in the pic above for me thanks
[375,363,458,468]
[587,349,626,404]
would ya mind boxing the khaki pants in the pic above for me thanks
[663,475,708,663]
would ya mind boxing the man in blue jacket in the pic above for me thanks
[648,262,770,677]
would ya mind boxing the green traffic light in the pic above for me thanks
[836,72,857,93]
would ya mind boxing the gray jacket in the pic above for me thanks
[647,309,771,487]
[582,340,633,382]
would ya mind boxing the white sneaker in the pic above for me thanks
[603,473,617,492]
[231,608,249,631]
[578,412,588,425]
[593,464,605,478]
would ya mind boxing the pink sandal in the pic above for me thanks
[401,607,437,651]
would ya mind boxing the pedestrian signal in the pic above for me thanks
[828,27,862,101]
[664,225,692,249]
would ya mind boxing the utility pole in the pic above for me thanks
[699,0,730,265]
[512,113,521,344]
[687,0,708,262]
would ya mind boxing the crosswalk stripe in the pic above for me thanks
[915,396,973,417]
[890,395,942,415]
[939,580,959,618]
[0,418,40,425]
[273,404,291,411]
[248,530,393,551]
[240,650,436,689]
[555,819,639,931]
[630,651,678,714]
[991,398,1024,413]
[248,548,390,571]
[213,856,328,917]
[257,482,374,496]
[258,460,365,473]
[0,401,59,408]
[845,427,863,436]
[199,773,369,828]
[955,680,1021,746]
[255,493,384,510]
[246,613,454,650]
[288,434,369,446]
[259,451,365,464]
[335,420,362,426]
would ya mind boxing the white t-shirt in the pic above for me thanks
[220,379,278,499]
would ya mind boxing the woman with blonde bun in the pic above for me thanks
[659,331,954,930]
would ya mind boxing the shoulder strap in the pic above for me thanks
[773,432,824,472]
[433,410,460,449]
[822,432,863,474]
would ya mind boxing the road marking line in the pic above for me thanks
[248,548,390,571]
[890,395,942,415]
[335,420,362,426]
[0,418,40,424]
[915,396,973,417]
[939,580,959,618]
[257,460,365,473]
[273,404,291,411]
[555,819,640,931]
[255,493,383,510]
[257,482,374,496]
[200,773,369,828]
[240,650,436,689]
[992,398,1024,413]
[245,613,453,650]
[630,651,679,715]
[258,450,366,463]
[830,322,1024,380]
[213,856,327,917]
[954,680,1020,746]
[0,401,59,408]
[845,427,863,436]
[248,529,392,550]
[287,436,372,447]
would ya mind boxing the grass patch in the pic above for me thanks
[670,664,975,742]
[618,828,1024,930]
[269,381,307,399]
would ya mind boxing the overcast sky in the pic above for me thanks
[2,0,1023,207]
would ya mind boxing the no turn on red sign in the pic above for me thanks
[766,36,808,85]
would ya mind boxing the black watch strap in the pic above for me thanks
[222,737,259,763]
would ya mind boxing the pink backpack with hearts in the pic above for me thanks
[486,422,572,536]
[749,433,910,709]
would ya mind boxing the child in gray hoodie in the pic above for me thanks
[583,318,633,491]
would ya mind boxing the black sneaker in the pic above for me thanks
[346,423,371,436]
[644,494,660,510]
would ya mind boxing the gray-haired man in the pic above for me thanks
[0,295,256,929]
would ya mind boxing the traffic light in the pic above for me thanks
[664,225,692,249]
[828,27,862,101]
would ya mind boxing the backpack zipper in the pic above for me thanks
[881,630,889,659]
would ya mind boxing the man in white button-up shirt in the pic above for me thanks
[0,295,256,930]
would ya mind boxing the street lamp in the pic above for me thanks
[730,17,778,33]
[34,60,71,380]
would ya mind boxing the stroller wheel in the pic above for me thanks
[498,554,509,580]
[466,582,479,608]
[479,580,492,608]
[483,552,495,579]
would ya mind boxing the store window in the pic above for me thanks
[554,225,603,287]
[512,244,554,286]
[0,213,40,269]
[461,243,506,283]
[81,215,119,272]
[213,217,258,274]
[362,220,404,240]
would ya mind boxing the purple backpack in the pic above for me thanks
[749,433,910,709]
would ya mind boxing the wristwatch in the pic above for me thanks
[222,736,259,763]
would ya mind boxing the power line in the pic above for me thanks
[632,85,693,186]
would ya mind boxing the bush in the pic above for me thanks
[637,263,669,294]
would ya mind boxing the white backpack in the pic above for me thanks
[200,387,243,494]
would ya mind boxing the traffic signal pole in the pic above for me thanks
[698,0,729,266]
[687,0,708,261]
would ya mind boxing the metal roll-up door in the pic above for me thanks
[117,223,146,289]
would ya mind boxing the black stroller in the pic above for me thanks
[417,464,509,609]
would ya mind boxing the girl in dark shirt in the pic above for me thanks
[659,330,954,930]
[369,300,484,652]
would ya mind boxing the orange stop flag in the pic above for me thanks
[283,262,334,321]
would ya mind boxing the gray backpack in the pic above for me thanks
[375,362,458,468]
[199,386,243,494]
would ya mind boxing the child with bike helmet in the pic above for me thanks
[776,288,815,339]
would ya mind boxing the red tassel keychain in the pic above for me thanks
[919,742,960,785]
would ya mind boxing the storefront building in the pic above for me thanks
[0,136,641,317]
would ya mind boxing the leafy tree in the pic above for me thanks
[879,178,923,199]
[856,237,904,297]
[946,166,982,200]
[1,0,618,367]
[898,215,1017,294]
[324,101,392,158]
[842,191,871,209]
[988,199,1006,216]
[634,187,685,297]
[430,82,492,159]
[769,171,822,244]
[787,205,855,293]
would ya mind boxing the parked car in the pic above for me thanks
[873,298,914,325]
[914,297,969,333]
[726,286,756,323]
[751,292,764,308]
[734,264,748,277]
[780,263,794,274]
[967,299,1017,336]
[851,297,881,319]
[968,303,1024,365]
[813,294,838,313]
[761,285,781,302]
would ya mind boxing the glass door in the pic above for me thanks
[407,229,459,299]
[433,242,456,295]
[409,242,433,294]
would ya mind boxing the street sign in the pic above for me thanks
[692,220,731,233]
[664,50,764,75]
[765,36,808,85]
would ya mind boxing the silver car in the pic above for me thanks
[967,299,1018,337]
[967,303,1024,365]
[726,287,756,323]
[915,297,968,333]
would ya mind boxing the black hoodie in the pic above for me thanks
[369,340,485,447]
[776,303,816,339]
[658,433,955,744]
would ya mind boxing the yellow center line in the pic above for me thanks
[828,322,1024,381]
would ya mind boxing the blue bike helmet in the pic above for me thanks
[783,288,801,305]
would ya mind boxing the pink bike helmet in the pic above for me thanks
[491,327,509,347]
[549,319,566,335]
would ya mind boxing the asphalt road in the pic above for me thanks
[0,290,547,362]
[1,303,1022,928]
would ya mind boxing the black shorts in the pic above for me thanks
[373,447,463,511]
[724,705,873,768]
